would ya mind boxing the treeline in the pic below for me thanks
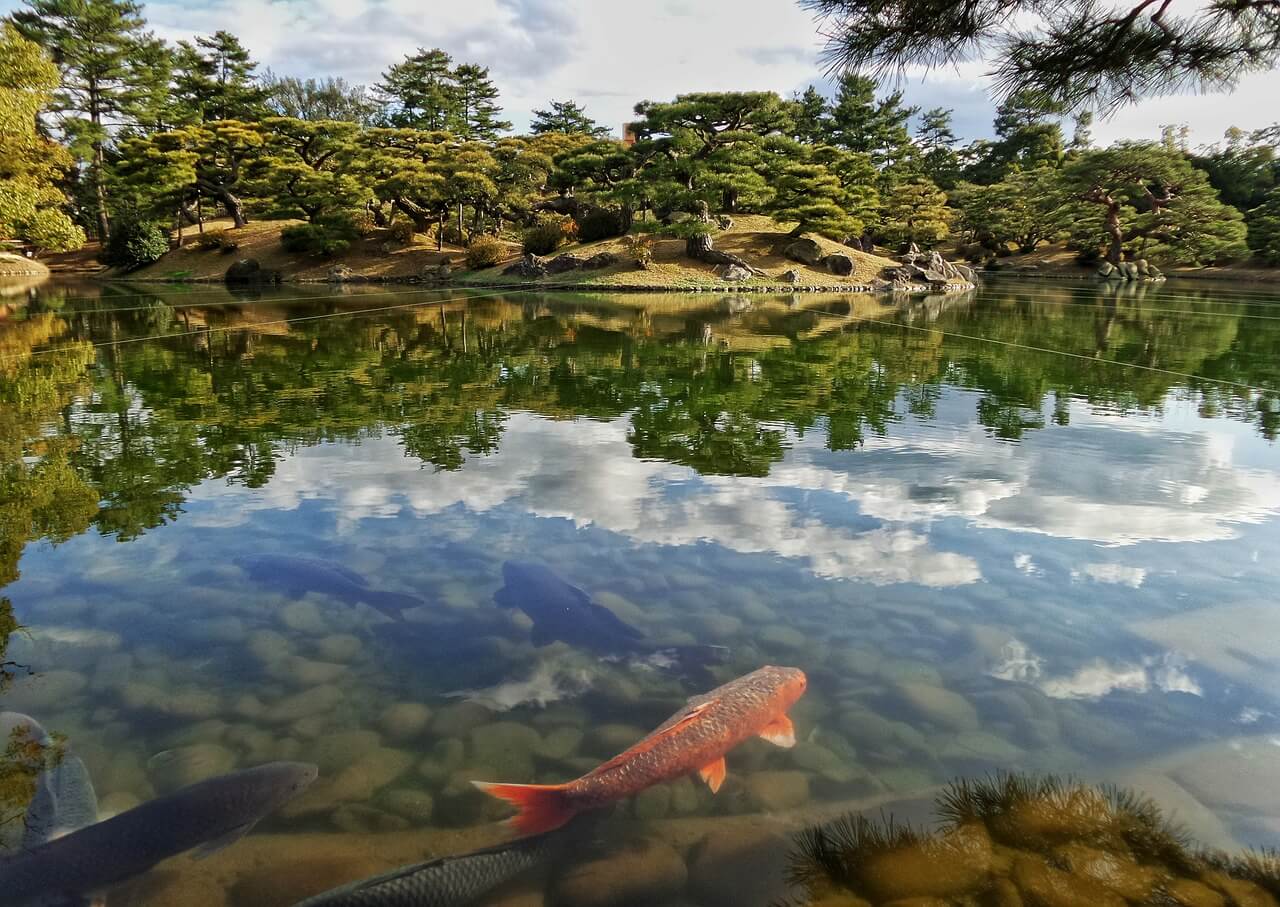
[2,0,1279,270]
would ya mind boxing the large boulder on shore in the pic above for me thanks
[503,253,546,279]
[225,258,280,285]
[822,253,855,276]
[546,254,584,274]
[720,264,754,282]
[783,237,823,265]
[580,251,619,270]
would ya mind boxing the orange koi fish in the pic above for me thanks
[473,665,807,835]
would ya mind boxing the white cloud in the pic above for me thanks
[1075,563,1148,588]
[197,412,982,587]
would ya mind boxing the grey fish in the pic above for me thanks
[0,713,97,852]
[495,562,728,671]
[0,762,317,907]
[291,827,571,907]
[234,554,423,619]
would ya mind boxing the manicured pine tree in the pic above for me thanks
[879,178,952,248]
[530,99,611,137]
[827,73,917,169]
[172,30,268,123]
[13,0,150,240]
[453,63,511,140]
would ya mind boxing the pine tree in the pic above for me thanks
[1248,190,1280,265]
[1061,142,1247,265]
[803,0,1280,113]
[13,0,149,240]
[827,73,916,169]
[452,64,510,140]
[969,90,1065,183]
[879,178,952,248]
[768,157,861,239]
[530,99,611,137]
[376,48,457,130]
[915,107,960,188]
[790,86,829,144]
[172,31,268,123]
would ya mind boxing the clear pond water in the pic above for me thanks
[2,278,1279,906]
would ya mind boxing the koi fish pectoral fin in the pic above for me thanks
[758,714,796,748]
[698,757,727,794]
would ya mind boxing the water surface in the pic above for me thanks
[2,278,1279,905]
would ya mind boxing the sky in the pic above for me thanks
[4,0,1280,146]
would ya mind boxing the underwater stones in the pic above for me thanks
[330,803,410,834]
[311,730,383,773]
[270,655,347,688]
[381,787,435,824]
[378,702,432,742]
[893,682,979,732]
[746,770,811,811]
[430,700,495,737]
[418,738,466,783]
[97,791,141,817]
[692,613,742,641]
[248,629,293,663]
[1165,736,1280,818]
[759,624,806,651]
[669,776,703,815]
[285,747,414,816]
[586,724,646,757]
[859,824,992,902]
[552,837,687,907]
[939,731,1027,767]
[146,743,236,794]
[1115,771,1235,851]
[13,669,87,709]
[792,741,857,784]
[739,597,777,623]
[875,766,935,793]
[1011,855,1126,907]
[230,854,388,907]
[263,685,343,724]
[472,721,542,759]
[688,827,792,907]
[633,784,671,820]
[280,600,329,635]
[314,633,362,662]
[535,726,584,760]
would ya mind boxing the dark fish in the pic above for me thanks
[0,762,317,907]
[290,827,574,907]
[494,562,728,670]
[234,555,423,620]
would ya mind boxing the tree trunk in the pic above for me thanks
[89,79,111,242]
[437,213,444,251]
[219,191,248,228]
[457,202,464,241]
[1105,203,1123,265]
[686,232,763,275]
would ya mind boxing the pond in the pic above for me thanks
[2,278,1279,906]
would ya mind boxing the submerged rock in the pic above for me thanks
[893,681,979,732]
[689,827,793,907]
[859,823,993,902]
[552,837,687,907]
[746,770,811,811]
[379,702,432,742]
[146,743,236,794]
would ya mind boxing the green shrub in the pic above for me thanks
[103,218,170,271]
[281,215,358,258]
[522,216,573,256]
[621,234,654,269]
[466,235,507,269]
[442,222,468,246]
[1247,193,1280,265]
[387,220,415,244]
[576,207,624,242]
[193,229,239,252]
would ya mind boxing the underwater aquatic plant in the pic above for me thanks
[782,772,1278,907]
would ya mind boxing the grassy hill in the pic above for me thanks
[111,214,902,289]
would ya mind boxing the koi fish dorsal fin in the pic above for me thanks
[590,701,717,775]
[758,714,795,748]
[698,757,726,793]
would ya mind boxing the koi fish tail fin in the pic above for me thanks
[472,781,577,835]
